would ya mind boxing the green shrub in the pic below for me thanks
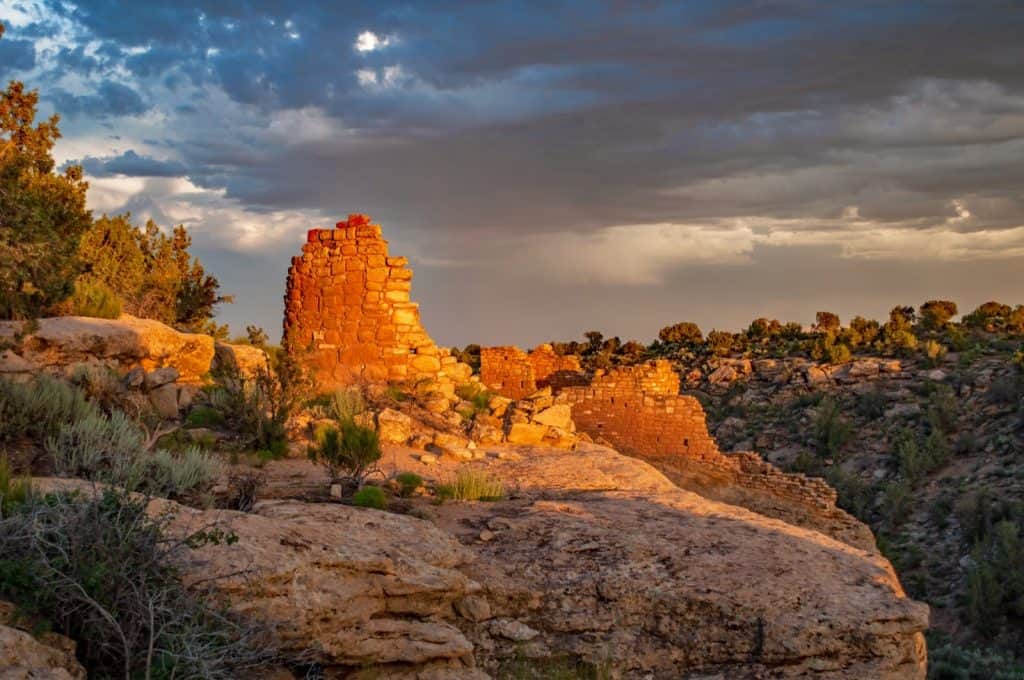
[210,351,311,455]
[891,428,948,483]
[987,375,1024,406]
[307,420,381,485]
[395,472,423,498]
[352,486,388,510]
[812,397,853,459]
[0,375,95,444]
[966,520,1024,642]
[385,384,409,403]
[184,406,226,429]
[436,468,504,502]
[928,385,959,433]
[856,389,888,420]
[924,339,948,366]
[0,376,219,498]
[880,478,913,523]
[825,467,874,521]
[0,456,31,515]
[68,279,122,319]
[455,383,493,415]
[329,386,366,424]
[0,489,270,678]
[928,640,1024,679]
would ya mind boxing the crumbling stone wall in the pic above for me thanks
[283,214,468,389]
[561,361,721,462]
[480,346,536,399]
[480,344,584,399]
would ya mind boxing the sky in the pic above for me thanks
[1,0,1022,347]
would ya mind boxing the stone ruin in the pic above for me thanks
[280,218,869,548]
[479,345,586,399]
[283,214,471,390]
[481,353,874,548]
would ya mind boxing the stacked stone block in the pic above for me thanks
[561,360,721,463]
[480,346,537,399]
[283,214,465,389]
[480,344,585,399]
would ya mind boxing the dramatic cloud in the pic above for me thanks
[74,150,188,178]
[0,0,1021,344]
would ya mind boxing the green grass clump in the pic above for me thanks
[436,468,504,502]
[184,406,226,429]
[395,472,423,498]
[353,486,387,510]
[455,383,493,414]
[0,456,31,514]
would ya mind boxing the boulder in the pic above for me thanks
[532,404,572,430]
[487,395,513,418]
[506,422,549,446]
[144,366,180,390]
[422,393,451,414]
[805,365,830,386]
[437,446,928,679]
[708,364,738,385]
[213,342,268,379]
[376,408,413,444]
[833,359,881,382]
[148,383,181,419]
[0,602,85,680]
[33,482,480,673]
[0,350,34,375]
[0,315,214,382]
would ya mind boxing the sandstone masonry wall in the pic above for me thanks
[480,344,584,399]
[283,214,467,389]
[561,361,720,462]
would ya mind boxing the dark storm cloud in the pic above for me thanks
[0,36,35,71]
[73,150,188,178]
[3,1,1022,342]
[51,80,149,118]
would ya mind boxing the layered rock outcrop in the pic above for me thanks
[0,315,267,419]
[283,214,471,389]
[0,314,214,382]
[37,446,929,678]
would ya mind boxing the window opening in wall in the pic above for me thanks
[683,438,689,447]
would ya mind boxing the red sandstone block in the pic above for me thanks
[341,244,357,255]
[356,224,383,239]
[347,213,371,227]
[389,268,413,281]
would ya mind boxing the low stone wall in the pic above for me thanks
[561,362,720,463]
[480,346,536,399]
[479,344,584,399]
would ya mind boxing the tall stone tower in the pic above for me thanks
[283,214,465,389]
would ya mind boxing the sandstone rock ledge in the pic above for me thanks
[37,443,928,678]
